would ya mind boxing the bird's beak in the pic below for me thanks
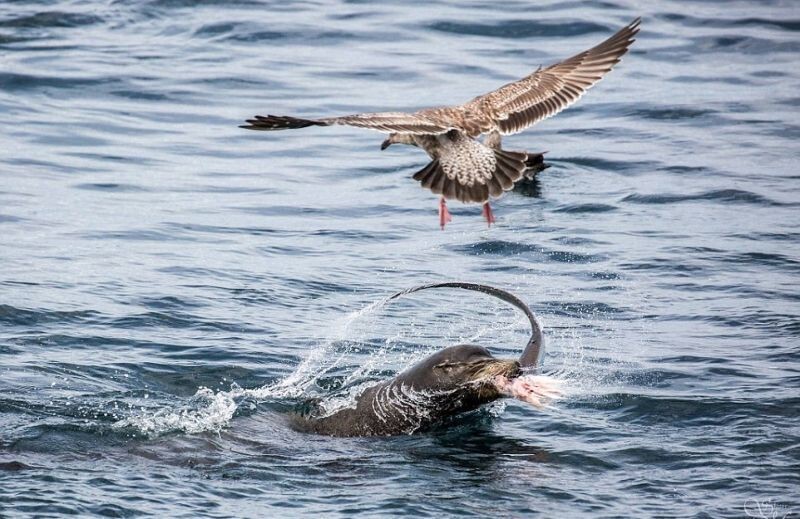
[380,138,391,151]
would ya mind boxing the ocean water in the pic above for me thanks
[1,0,798,517]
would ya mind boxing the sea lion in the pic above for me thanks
[293,282,559,437]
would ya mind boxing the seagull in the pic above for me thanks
[242,18,640,229]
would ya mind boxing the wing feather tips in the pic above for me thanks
[240,114,328,131]
[491,18,640,135]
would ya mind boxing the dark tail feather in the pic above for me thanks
[487,177,504,198]
[493,149,527,191]
[412,160,490,203]
[384,282,544,369]
[240,114,328,131]
[412,159,450,199]
[412,159,440,188]
[413,150,531,204]
[523,151,550,179]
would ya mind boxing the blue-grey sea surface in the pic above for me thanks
[1,0,798,517]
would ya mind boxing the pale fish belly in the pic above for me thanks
[493,374,564,409]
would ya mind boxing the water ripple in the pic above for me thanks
[428,20,609,39]
[621,189,788,207]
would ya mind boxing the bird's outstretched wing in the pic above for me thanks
[240,111,453,134]
[461,17,641,136]
[242,19,639,137]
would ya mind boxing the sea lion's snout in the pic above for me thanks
[507,359,522,378]
[471,358,521,381]
[380,138,392,150]
[459,358,521,401]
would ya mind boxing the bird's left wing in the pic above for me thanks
[241,111,453,134]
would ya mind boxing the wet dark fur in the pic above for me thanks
[292,345,520,437]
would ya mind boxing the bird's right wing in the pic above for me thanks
[241,111,453,134]
[461,17,641,136]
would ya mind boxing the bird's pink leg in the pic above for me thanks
[439,197,452,230]
[482,202,496,227]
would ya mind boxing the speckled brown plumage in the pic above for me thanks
[242,18,640,209]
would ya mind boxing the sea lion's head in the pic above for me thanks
[400,344,522,405]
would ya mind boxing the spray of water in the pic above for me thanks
[112,296,397,437]
[112,287,602,437]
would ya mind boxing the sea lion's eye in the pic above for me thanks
[434,362,462,371]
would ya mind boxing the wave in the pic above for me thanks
[0,12,103,29]
[428,20,609,39]
[621,189,789,207]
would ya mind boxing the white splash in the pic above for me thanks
[111,300,397,438]
[113,386,239,437]
[260,296,392,399]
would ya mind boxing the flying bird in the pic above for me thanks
[242,18,640,229]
